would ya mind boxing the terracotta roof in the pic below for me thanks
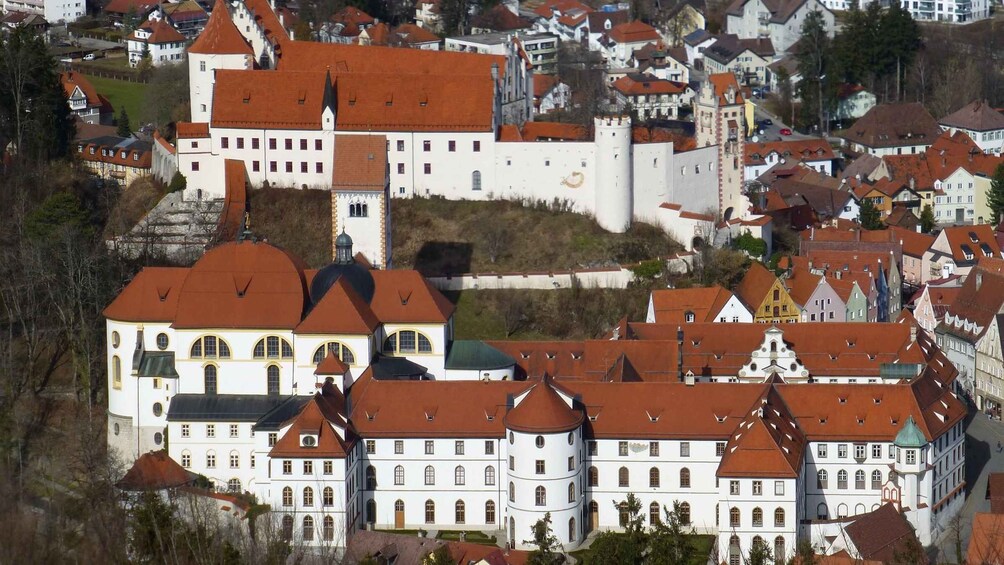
[939,224,1001,263]
[725,0,813,24]
[176,121,210,138]
[607,20,660,44]
[746,139,835,166]
[611,73,688,96]
[189,0,253,55]
[734,262,779,310]
[784,267,824,307]
[838,103,941,150]
[333,135,387,191]
[534,73,559,98]
[940,99,1004,132]
[504,376,584,433]
[116,450,196,490]
[717,383,805,478]
[296,277,380,335]
[211,70,330,130]
[131,19,186,44]
[77,137,153,169]
[215,159,249,241]
[938,259,1004,340]
[706,72,744,106]
[369,270,455,323]
[632,127,696,149]
[269,386,352,457]
[104,267,190,322]
[843,503,919,563]
[392,23,440,45]
[500,122,588,142]
[61,72,101,107]
[277,41,507,79]
[330,6,374,37]
[886,225,935,258]
[172,240,309,330]
[649,285,738,323]
[244,0,289,46]
[316,351,349,375]
[967,513,1004,565]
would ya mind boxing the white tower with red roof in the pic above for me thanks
[188,0,255,123]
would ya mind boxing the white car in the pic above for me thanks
[83,53,96,61]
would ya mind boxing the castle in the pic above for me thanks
[173,0,751,255]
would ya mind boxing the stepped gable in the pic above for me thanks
[717,383,805,478]
[189,0,253,55]
[297,277,380,335]
[504,375,583,433]
[369,270,454,323]
[103,267,191,322]
[173,240,308,329]
[211,70,329,129]
[116,450,197,490]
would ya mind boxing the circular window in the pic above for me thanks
[568,432,574,445]
[750,363,758,371]
[509,432,514,445]
[156,333,169,350]
[790,363,797,371]
[153,403,163,417]
[113,423,120,435]
[302,436,316,447]
[112,331,120,348]
[154,432,163,445]
[535,435,545,448]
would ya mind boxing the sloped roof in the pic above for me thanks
[784,267,824,307]
[746,139,835,166]
[445,340,515,371]
[893,415,926,447]
[717,384,805,478]
[471,4,533,31]
[167,394,292,421]
[269,385,351,457]
[391,23,441,46]
[296,277,380,335]
[104,0,158,15]
[499,122,588,142]
[844,503,918,563]
[189,0,253,55]
[369,270,455,323]
[607,20,660,43]
[940,99,1004,132]
[585,9,629,31]
[211,70,329,130]
[504,376,584,433]
[735,262,780,309]
[938,258,1004,340]
[648,285,738,323]
[103,267,190,322]
[838,103,941,150]
[939,224,1001,263]
[611,73,688,96]
[116,450,196,490]
[725,0,812,24]
[330,6,374,37]
[61,72,101,106]
[706,72,744,106]
[316,351,349,375]
[967,513,1004,565]
[332,134,387,191]
[131,19,185,44]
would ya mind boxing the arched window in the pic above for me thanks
[485,465,495,486]
[568,482,576,503]
[509,482,515,502]
[302,516,314,541]
[282,487,293,506]
[112,356,122,389]
[679,502,691,525]
[472,170,482,191]
[855,469,865,489]
[455,465,466,485]
[266,365,280,395]
[227,478,241,493]
[872,470,882,489]
[619,502,630,526]
[281,515,293,540]
[817,469,828,489]
[455,500,466,524]
[366,499,376,523]
[349,202,369,217]
[180,450,191,468]
[486,500,496,524]
[588,466,599,487]
[425,500,435,523]
[618,466,629,487]
[394,465,405,485]
[569,516,576,542]
[774,536,786,565]
[680,467,691,488]
[730,507,740,527]
[855,503,865,516]
[204,365,218,394]
[366,465,377,489]
[253,336,293,359]
[752,507,763,527]
[190,335,231,359]
[837,469,848,489]
[535,486,546,506]
[323,487,334,506]
[774,507,785,527]
[752,536,765,552]
[649,467,660,488]
[323,516,334,541]
[816,502,828,519]
[425,465,435,485]
[384,330,433,354]
[312,342,356,365]
[303,486,314,507]
[649,502,661,524]
[837,503,848,518]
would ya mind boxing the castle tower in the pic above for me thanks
[892,415,932,543]
[694,74,749,222]
[187,0,255,123]
[503,377,585,551]
[593,116,633,233]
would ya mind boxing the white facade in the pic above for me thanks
[897,0,989,23]
[725,0,835,54]
[932,168,981,225]
[2,0,83,23]
[127,25,186,67]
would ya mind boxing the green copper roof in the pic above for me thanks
[894,415,927,448]
[137,352,179,379]
[445,340,515,371]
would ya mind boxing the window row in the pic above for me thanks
[220,137,324,151]
[279,515,336,542]
[281,459,336,475]
[411,139,482,153]
[727,507,786,528]
[376,465,496,487]
[180,449,254,471]
[383,499,496,525]
[816,469,887,490]
[587,466,692,489]
[281,486,337,507]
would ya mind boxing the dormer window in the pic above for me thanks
[301,434,318,447]
[685,311,695,323]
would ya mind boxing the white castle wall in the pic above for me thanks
[493,140,596,214]
[427,267,635,291]
[594,117,633,233]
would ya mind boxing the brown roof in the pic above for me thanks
[131,19,186,44]
[176,121,210,138]
[648,285,737,323]
[333,135,387,191]
[706,72,744,106]
[211,70,329,130]
[269,385,352,457]
[886,226,935,258]
[369,270,455,323]
[504,377,584,433]
[607,20,660,43]
[939,224,1002,263]
[471,4,532,31]
[103,267,190,322]
[611,73,688,96]
[746,139,835,166]
[500,122,588,142]
[116,450,196,490]
[938,258,1004,340]
[843,503,919,563]
[839,103,941,150]
[296,277,380,335]
[189,0,253,55]
[316,351,349,375]
[734,262,779,310]
[717,383,805,478]
[534,73,559,98]
[967,513,1004,565]
[585,9,628,31]
[940,99,1004,132]
[104,0,158,15]
[330,6,374,36]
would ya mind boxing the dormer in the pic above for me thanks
[300,432,318,448]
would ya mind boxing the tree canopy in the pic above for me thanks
[987,163,1004,225]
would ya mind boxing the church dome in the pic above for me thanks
[309,231,375,304]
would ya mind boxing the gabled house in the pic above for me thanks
[126,18,186,67]
[600,20,662,68]
[852,177,921,220]
[533,0,593,41]
[800,250,901,322]
[735,262,800,323]
[76,134,152,184]
[318,6,374,44]
[785,267,844,322]
[631,42,689,83]
[939,99,1004,156]
[745,139,835,179]
[885,226,935,286]
[152,0,208,39]
[533,74,570,115]
[610,73,692,120]
[976,314,1004,420]
[702,35,775,87]
[359,22,441,50]
[104,0,159,25]
[908,278,962,338]
[646,285,753,324]
[659,0,705,45]
[470,4,532,34]
[583,9,629,52]
[61,71,112,125]
[834,84,875,124]
[682,28,714,65]
[837,102,942,157]
[925,224,1003,280]
[724,0,834,54]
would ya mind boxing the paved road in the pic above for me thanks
[749,103,818,143]
[933,412,1004,563]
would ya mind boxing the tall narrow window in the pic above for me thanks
[472,170,482,191]
[425,500,435,523]
[266,365,280,395]
[680,467,691,488]
[302,516,314,541]
[455,500,466,524]
[535,486,546,506]
[204,365,217,395]
[486,500,496,524]
[650,467,660,488]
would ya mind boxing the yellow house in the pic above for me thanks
[735,262,800,323]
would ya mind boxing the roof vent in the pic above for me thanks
[819,417,827,424]
[398,289,412,305]
[571,352,583,360]
[838,397,847,404]
[545,352,556,359]
[297,89,306,105]
[520,352,531,359]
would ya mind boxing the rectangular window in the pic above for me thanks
[250,455,255,469]
[424,163,431,174]
[485,441,494,455]
[650,442,660,456]
[906,450,917,464]
[269,138,277,150]
[268,433,277,446]
[285,139,292,150]
[398,163,405,174]
[230,453,239,468]
[425,440,434,455]
[207,453,216,468]
[315,139,322,151]
[206,424,215,438]
[423,140,431,152]
[299,139,307,151]
[181,424,190,438]
[252,138,259,149]
[192,162,200,172]
[300,162,308,173]
[680,442,690,457]
[473,140,481,152]
[236,137,244,149]
[753,480,762,495]
[854,444,866,459]
[304,461,313,474]
[282,460,292,474]
[838,444,848,458]
[221,137,229,149]
[366,440,376,454]
[269,161,277,172]
[619,441,628,456]
[285,162,293,173]
[509,456,514,470]
[181,453,191,467]
[716,442,726,457]
[818,444,827,458]
[397,140,405,151]
[229,424,238,438]
[316,162,323,174]
[589,441,598,456]
[455,441,465,455]
[730,480,740,495]
[448,140,456,152]
[252,161,260,172]
[568,456,575,471]
[536,460,545,474]
[395,440,404,454]
[775,481,784,495]
[324,461,333,474]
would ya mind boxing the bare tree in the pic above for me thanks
[481,224,510,264]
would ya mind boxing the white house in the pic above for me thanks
[127,18,186,67]
[610,73,693,120]
[835,84,876,124]
[897,0,989,23]
[940,100,1004,156]
[724,0,835,54]
[1,0,83,23]
[701,35,775,87]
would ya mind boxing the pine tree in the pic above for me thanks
[116,107,132,137]
[920,204,935,233]
[987,163,1004,225]
[859,199,883,230]
[795,11,831,131]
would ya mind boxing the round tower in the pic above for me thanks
[593,116,633,233]
[893,415,930,540]
[188,0,255,123]
[503,377,585,551]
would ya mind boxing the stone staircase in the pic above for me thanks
[110,192,225,264]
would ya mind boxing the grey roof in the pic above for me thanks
[445,340,516,371]
[167,394,294,422]
[253,395,311,431]
[940,100,1004,132]
[838,103,942,150]
[369,354,428,380]
[683,29,712,45]
[137,351,179,378]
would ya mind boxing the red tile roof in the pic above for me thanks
[269,386,352,457]
[611,73,688,96]
[244,0,289,46]
[607,20,660,43]
[333,135,387,191]
[717,384,805,478]
[104,0,158,16]
[61,71,101,107]
[499,122,588,142]
[330,6,373,37]
[967,513,1004,565]
[939,224,1001,263]
[103,267,190,322]
[649,285,738,323]
[707,72,744,106]
[189,0,253,55]
[369,270,455,323]
[211,70,329,130]
[116,450,196,490]
[745,139,835,166]
[316,351,349,375]
[131,19,186,44]
[176,121,210,138]
[504,377,584,433]
[296,277,380,334]
[734,262,779,310]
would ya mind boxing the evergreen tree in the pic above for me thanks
[648,501,695,565]
[795,10,832,131]
[920,204,935,233]
[987,162,1004,225]
[117,107,132,137]
[859,199,883,230]
[745,538,773,565]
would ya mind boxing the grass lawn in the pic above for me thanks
[86,75,148,126]
[569,533,714,564]
[435,530,498,545]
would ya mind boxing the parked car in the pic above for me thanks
[760,118,773,127]
[779,128,792,136]
[83,53,96,61]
